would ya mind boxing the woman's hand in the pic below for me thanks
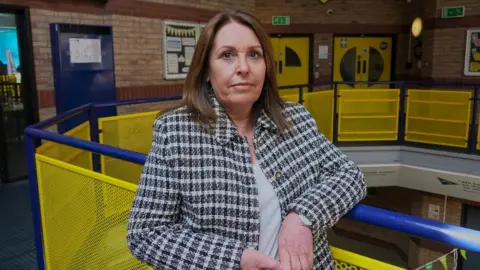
[241,248,281,270]
[278,213,314,270]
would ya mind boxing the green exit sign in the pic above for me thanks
[272,16,290,25]
[441,6,465,18]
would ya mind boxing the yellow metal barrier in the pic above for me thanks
[406,90,472,148]
[35,150,404,270]
[338,89,400,142]
[99,111,158,184]
[282,90,334,142]
[331,247,404,270]
[304,90,334,141]
[37,121,92,170]
[35,154,151,270]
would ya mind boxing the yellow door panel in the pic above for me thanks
[333,37,392,89]
[270,37,310,96]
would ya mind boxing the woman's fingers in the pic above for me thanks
[278,249,291,270]
[299,253,310,270]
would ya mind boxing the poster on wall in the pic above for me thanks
[163,20,199,80]
[464,28,480,76]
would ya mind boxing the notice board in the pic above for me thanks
[163,20,200,80]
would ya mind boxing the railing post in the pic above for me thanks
[25,133,46,270]
[398,82,407,144]
[468,86,479,153]
[88,107,101,172]
[333,83,339,144]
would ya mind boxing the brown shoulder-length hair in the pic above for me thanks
[167,10,290,133]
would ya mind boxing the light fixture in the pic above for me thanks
[411,17,423,37]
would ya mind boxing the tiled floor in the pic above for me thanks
[0,180,37,269]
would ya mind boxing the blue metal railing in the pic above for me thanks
[25,84,480,269]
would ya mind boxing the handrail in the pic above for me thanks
[347,204,480,253]
[93,95,183,108]
[25,127,146,165]
[30,103,92,130]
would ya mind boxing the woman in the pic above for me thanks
[127,10,366,270]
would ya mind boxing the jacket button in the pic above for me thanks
[274,171,282,179]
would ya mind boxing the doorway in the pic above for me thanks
[0,5,38,183]
[333,36,393,89]
[270,36,311,96]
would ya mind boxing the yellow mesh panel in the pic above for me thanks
[331,247,405,270]
[304,90,334,142]
[99,112,158,217]
[335,260,366,270]
[406,90,472,148]
[37,121,92,170]
[35,154,151,270]
[282,91,334,141]
[99,111,158,184]
[337,89,400,142]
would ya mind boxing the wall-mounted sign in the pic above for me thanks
[464,28,480,76]
[441,6,465,19]
[272,16,290,26]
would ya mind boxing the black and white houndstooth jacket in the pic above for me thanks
[127,92,367,270]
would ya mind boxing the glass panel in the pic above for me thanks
[340,47,356,87]
[368,47,384,87]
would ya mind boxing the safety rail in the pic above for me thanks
[278,80,480,154]
[24,89,480,270]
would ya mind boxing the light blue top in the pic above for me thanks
[253,163,282,259]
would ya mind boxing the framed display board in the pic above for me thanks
[464,28,480,76]
[163,20,200,80]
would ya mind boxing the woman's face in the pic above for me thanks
[208,21,266,112]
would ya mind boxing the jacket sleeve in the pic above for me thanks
[286,106,367,233]
[127,117,247,270]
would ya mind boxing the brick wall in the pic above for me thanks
[143,0,255,12]
[255,0,406,25]
[421,0,480,82]
[437,0,480,16]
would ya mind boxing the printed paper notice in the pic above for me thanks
[184,46,195,66]
[182,37,196,46]
[166,37,182,52]
[69,38,102,64]
[167,54,179,73]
